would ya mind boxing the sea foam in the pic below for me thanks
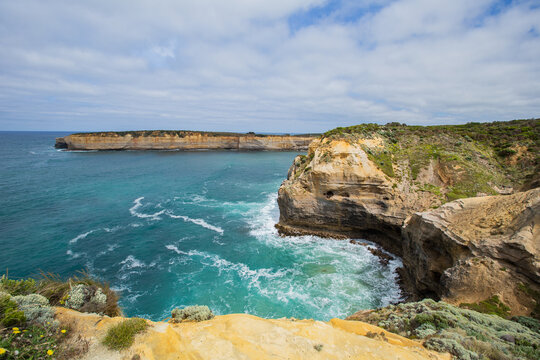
[69,229,97,244]
[129,197,166,220]
[167,212,224,234]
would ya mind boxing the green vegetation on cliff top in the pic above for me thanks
[321,119,539,199]
[0,273,117,359]
[351,299,540,360]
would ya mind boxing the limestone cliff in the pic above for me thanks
[55,131,315,151]
[277,120,540,315]
[402,188,540,316]
[56,307,449,360]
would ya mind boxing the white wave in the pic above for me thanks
[69,229,97,244]
[129,197,166,220]
[241,191,403,316]
[66,249,81,259]
[97,244,120,257]
[186,250,290,289]
[120,255,146,269]
[165,244,188,255]
[167,212,224,234]
[103,226,122,232]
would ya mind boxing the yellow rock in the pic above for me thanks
[56,308,449,360]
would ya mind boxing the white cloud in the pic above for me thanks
[0,0,539,131]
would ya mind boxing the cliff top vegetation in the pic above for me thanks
[349,298,540,360]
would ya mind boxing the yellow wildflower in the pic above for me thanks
[47,349,54,356]
[61,329,67,334]
[0,348,6,355]
[13,330,21,334]
[12,327,19,331]
[40,335,45,338]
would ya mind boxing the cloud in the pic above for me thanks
[0,0,539,131]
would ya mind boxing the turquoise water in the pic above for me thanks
[0,132,402,321]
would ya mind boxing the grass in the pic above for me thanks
[102,318,148,351]
[365,148,394,177]
[460,296,511,318]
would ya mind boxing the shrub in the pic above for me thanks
[171,305,214,323]
[2,309,26,327]
[64,284,107,314]
[38,271,121,317]
[511,316,540,333]
[102,318,148,350]
[0,294,26,327]
[12,294,56,327]
[0,276,37,296]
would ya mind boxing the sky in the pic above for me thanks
[0,0,539,132]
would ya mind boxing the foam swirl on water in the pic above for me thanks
[129,197,166,220]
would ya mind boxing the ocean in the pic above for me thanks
[0,131,402,321]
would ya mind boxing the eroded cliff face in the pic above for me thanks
[402,188,540,315]
[56,307,449,360]
[277,122,540,316]
[276,136,475,254]
[55,131,315,151]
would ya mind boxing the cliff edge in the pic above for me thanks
[55,130,316,151]
[55,307,448,360]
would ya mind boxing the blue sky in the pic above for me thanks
[0,0,539,132]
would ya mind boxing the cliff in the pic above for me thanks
[277,119,540,315]
[402,188,540,316]
[55,130,316,151]
[56,307,449,360]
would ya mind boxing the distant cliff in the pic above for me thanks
[55,130,316,151]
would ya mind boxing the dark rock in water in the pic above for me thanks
[349,239,393,266]
[55,137,67,149]
[367,247,393,266]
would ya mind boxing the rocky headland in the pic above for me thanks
[55,130,316,151]
[277,119,540,317]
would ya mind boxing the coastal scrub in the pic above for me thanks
[348,299,540,360]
